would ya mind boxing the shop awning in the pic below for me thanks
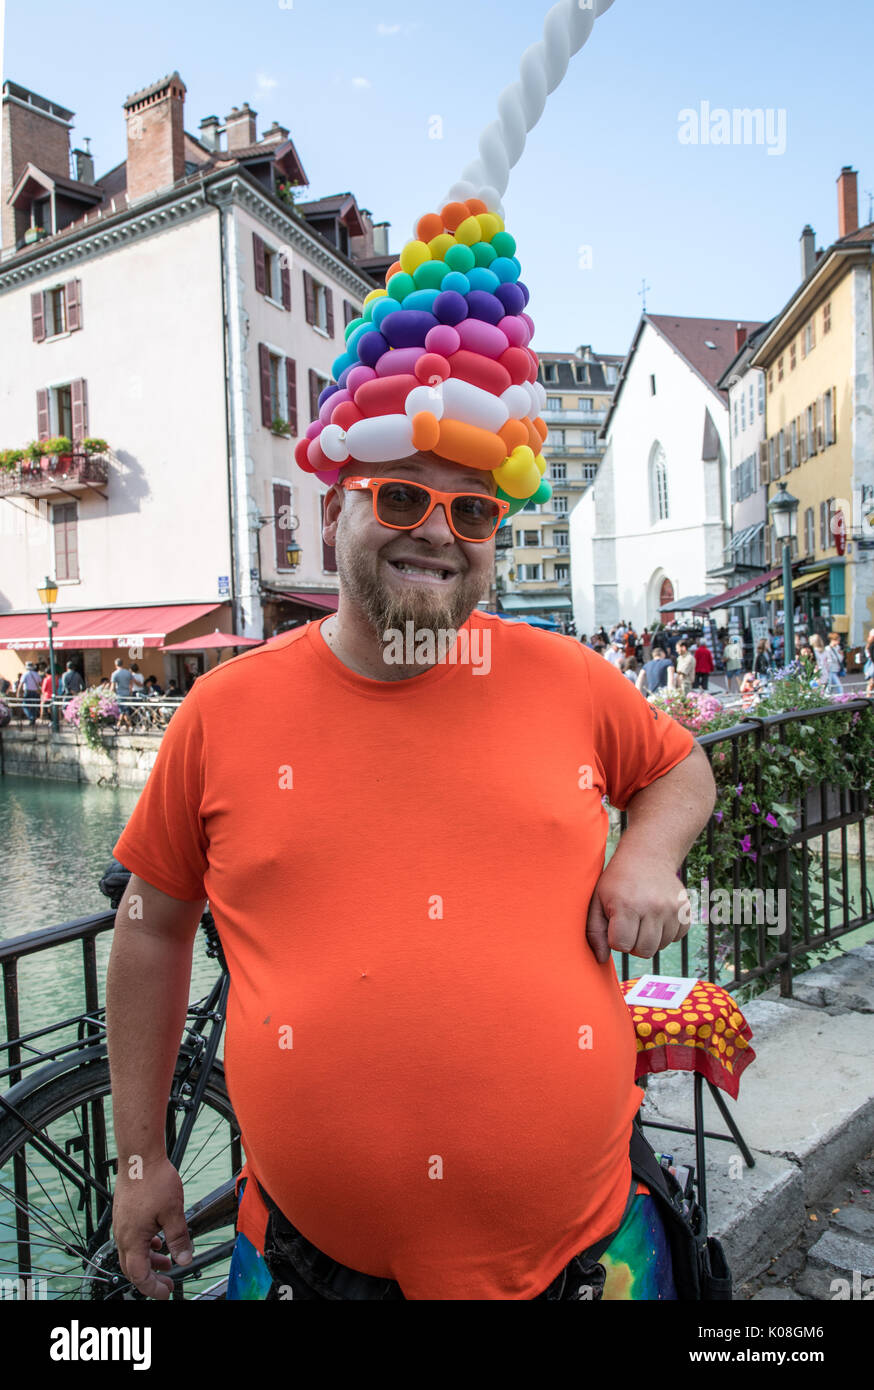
[269,590,339,612]
[764,569,829,602]
[499,594,573,612]
[0,602,224,650]
[658,595,712,613]
[693,567,783,612]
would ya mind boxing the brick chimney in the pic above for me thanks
[261,121,289,146]
[837,166,859,238]
[734,323,747,353]
[225,103,257,151]
[123,71,187,204]
[800,224,816,279]
[1,79,74,253]
[73,140,95,184]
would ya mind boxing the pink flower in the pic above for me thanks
[740,834,753,853]
[765,813,778,828]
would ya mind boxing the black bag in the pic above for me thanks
[629,1122,732,1299]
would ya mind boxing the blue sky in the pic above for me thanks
[3,0,873,357]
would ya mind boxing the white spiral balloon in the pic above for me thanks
[418,0,616,231]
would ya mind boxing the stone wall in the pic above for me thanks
[0,726,159,788]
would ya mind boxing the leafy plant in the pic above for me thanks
[271,416,291,436]
[80,437,109,455]
[41,435,73,456]
[25,440,44,461]
[648,665,874,998]
[0,448,25,471]
[62,688,120,751]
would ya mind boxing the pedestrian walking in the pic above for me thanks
[59,661,85,708]
[17,662,41,724]
[753,638,773,682]
[693,641,714,690]
[820,632,844,695]
[636,646,674,696]
[723,636,743,693]
[39,667,54,723]
[111,658,135,728]
[673,642,696,695]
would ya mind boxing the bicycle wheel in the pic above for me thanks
[0,1051,241,1300]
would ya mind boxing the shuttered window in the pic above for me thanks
[285,358,298,434]
[253,232,267,295]
[31,292,46,342]
[280,257,291,310]
[273,482,293,569]
[309,368,327,423]
[259,344,272,426]
[53,503,79,581]
[303,270,334,335]
[70,379,88,443]
[36,389,50,440]
[320,495,338,573]
[65,279,82,331]
[343,299,360,327]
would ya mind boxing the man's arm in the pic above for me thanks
[106,874,205,1298]
[586,741,716,963]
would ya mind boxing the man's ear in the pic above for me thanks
[322,482,344,544]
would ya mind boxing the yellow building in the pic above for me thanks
[750,168,874,645]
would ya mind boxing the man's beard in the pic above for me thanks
[335,529,490,640]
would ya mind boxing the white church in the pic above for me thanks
[570,314,762,635]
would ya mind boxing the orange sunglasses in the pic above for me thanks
[342,476,510,542]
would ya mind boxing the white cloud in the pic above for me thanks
[376,22,401,35]
[256,73,279,92]
[351,76,371,88]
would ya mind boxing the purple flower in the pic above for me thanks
[751,801,760,815]
[714,810,723,823]
[735,783,744,796]
[765,813,778,828]
[740,834,753,854]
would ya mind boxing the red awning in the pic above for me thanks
[692,568,783,612]
[275,591,339,612]
[0,602,224,651]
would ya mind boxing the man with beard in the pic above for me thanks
[108,191,716,1302]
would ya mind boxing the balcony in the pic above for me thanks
[540,407,608,424]
[0,452,109,498]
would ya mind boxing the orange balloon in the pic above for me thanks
[440,201,471,232]
[411,410,441,453]
[534,416,548,442]
[436,418,505,471]
[525,418,542,453]
[385,261,403,281]
[416,213,444,243]
[498,419,528,452]
[465,197,488,215]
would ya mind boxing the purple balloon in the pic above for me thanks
[465,290,504,325]
[495,282,526,317]
[318,383,341,409]
[357,330,389,367]
[381,310,438,349]
[516,280,530,307]
[432,290,469,326]
[336,368,352,389]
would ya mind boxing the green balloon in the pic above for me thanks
[444,243,476,273]
[387,272,416,302]
[533,478,552,505]
[471,240,497,266]
[491,231,517,258]
[344,315,366,343]
[413,260,447,290]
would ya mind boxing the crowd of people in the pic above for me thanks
[0,657,183,727]
[575,618,867,709]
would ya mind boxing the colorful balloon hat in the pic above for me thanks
[293,0,616,525]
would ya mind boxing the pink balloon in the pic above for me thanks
[455,319,509,359]
[375,346,424,377]
[499,315,530,347]
[305,420,323,439]
[345,364,377,394]
[520,312,535,340]
[315,466,340,486]
[319,389,350,424]
[425,324,461,356]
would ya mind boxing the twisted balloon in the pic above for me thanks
[427,0,616,228]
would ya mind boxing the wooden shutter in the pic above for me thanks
[830,387,837,445]
[285,358,298,435]
[325,287,334,338]
[343,299,358,328]
[273,482,292,569]
[71,379,88,443]
[280,258,291,310]
[759,440,769,485]
[799,416,807,463]
[31,292,46,342]
[309,369,320,422]
[53,503,78,581]
[303,270,315,325]
[816,396,824,450]
[36,388,50,440]
[253,233,266,295]
[320,495,338,573]
[65,279,82,331]
[258,344,272,426]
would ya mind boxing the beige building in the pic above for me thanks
[496,345,621,625]
[0,73,392,689]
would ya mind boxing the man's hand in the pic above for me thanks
[586,849,690,965]
[113,1156,194,1299]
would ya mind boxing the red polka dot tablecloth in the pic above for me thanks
[620,978,755,1100]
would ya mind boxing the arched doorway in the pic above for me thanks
[659,577,675,621]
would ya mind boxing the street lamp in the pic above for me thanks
[768,482,800,664]
[36,574,59,733]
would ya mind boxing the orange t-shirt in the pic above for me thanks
[113,612,694,1299]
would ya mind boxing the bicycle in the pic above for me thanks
[0,862,238,1300]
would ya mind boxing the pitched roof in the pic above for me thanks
[646,315,764,393]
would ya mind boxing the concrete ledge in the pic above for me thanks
[637,943,874,1284]
[0,726,160,787]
